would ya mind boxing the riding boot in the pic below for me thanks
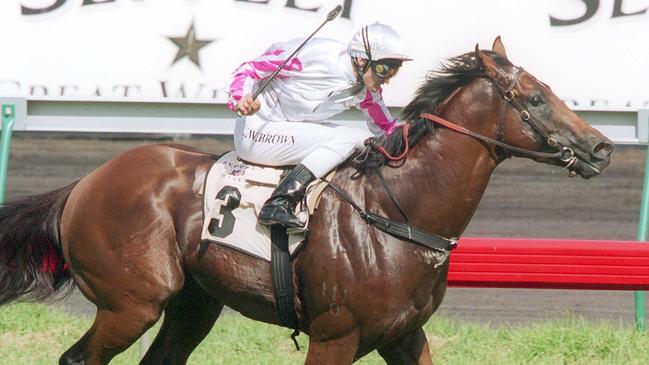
[258,164,316,228]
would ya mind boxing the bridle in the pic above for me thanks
[365,63,583,175]
[420,66,579,171]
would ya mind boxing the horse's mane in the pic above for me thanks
[355,50,511,173]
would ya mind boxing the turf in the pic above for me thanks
[1,303,648,364]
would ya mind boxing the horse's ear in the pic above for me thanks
[476,42,504,80]
[492,36,508,58]
[477,47,501,79]
[474,43,483,67]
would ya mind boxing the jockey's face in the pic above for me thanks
[361,66,380,92]
[371,60,402,81]
[357,58,401,92]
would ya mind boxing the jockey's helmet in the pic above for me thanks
[348,22,412,63]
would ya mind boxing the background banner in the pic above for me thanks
[1,0,647,109]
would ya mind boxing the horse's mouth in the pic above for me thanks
[551,141,611,180]
[568,157,606,179]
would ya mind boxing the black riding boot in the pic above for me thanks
[258,164,316,228]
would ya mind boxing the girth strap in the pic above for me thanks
[270,225,301,350]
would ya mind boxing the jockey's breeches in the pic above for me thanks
[233,115,373,178]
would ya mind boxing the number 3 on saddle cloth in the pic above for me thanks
[199,151,331,261]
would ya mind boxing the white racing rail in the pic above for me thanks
[0,97,646,144]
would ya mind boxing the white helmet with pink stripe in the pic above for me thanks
[348,22,412,62]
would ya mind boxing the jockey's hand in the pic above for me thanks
[235,95,261,116]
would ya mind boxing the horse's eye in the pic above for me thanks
[529,95,545,107]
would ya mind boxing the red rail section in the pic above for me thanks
[448,237,649,290]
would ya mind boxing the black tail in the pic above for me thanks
[0,181,78,306]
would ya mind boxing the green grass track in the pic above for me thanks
[1,303,649,364]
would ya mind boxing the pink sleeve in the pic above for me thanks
[225,47,303,111]
[359,88,398,136]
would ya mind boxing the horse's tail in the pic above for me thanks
[0,181,78,306]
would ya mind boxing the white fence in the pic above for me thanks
[0,97,646,144]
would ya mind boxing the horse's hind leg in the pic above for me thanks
[377,327,434,365]
[59,228,186,364]
[140,277,223,365]
[60,294,164,365]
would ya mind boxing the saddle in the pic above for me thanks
[199,151,331,261]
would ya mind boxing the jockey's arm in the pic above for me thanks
[234,95,261,116]
[358,87,399,137]
[225,42,300,115]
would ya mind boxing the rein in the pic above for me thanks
[368,66,579,170]
[368,111,575,167]
[420,113,573,161]
[473,67,578,168]
[366,122,411,161]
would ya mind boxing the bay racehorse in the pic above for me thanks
[0,38,613,364]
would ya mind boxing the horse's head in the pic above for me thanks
[474,37,613,178]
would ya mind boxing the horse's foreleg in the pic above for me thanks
[377,327,434,365]
[140,277,223,365]
[304,329,360,365]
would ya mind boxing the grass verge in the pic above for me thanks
[1,303,648,364]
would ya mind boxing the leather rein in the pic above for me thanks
[374,66,580,170]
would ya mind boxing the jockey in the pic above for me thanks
[226,22,411,228]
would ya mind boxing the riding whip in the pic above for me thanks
[236,4,343,115]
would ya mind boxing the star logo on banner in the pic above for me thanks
[167,21,215,69]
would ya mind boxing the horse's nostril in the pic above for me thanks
[591,141,614,159]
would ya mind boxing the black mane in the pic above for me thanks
[355,50,510,173]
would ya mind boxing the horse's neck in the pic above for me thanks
[378,137,492,238]
[379,115,499,239]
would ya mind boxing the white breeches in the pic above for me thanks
[233,115,373,178]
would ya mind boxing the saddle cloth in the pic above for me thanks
[200,151,330,261]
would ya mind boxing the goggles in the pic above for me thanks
[371,60,402,80]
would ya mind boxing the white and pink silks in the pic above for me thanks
[225,37,399,178]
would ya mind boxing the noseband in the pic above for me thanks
[421,66,578,171]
